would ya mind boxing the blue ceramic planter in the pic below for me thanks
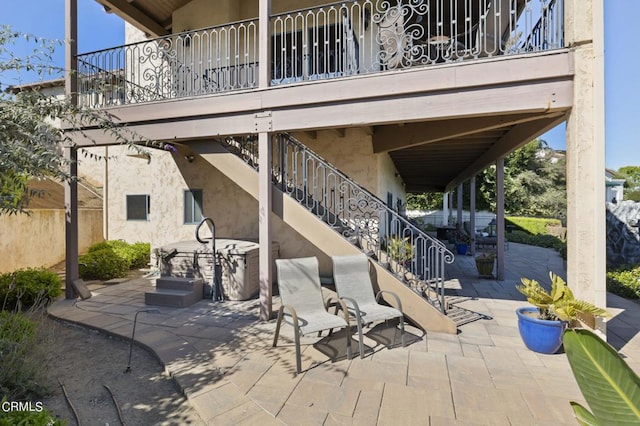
[455,243,468,255]
[516,307,567,354]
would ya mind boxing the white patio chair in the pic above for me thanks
[273,257,352,374]
[332,254,405,358]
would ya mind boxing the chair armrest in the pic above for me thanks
[279,304,299,328]
[375,290,403,314]
[325,296,351,327]
[337,296,363,323]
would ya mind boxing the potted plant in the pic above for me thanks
[454,231,470,255]
[386,236,413,267]
[475,251,495,277]
[515,272,610,354]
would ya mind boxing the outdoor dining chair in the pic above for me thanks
[273,257,353,375]
[332,254,405,358]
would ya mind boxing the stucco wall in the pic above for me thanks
[105,142,330,272]
[293,128,405,204]
[0,209,103,273]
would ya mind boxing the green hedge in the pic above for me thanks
[0,269,62,311]
[506,230,567,259]
[607,266,640,299]
[80,240,150,280]
[79,249,128,280]
[88,240,150,269]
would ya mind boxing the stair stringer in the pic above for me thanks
[192,141,457,334]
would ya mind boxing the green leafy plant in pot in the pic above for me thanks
[515,272,610,354]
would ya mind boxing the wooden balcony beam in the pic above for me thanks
[445,112,567,190]
[372,113,551,153]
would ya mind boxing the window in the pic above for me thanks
[126,194,150,221]
[184,189,203,224]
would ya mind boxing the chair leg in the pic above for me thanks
[294,326,302,375]
[273,306,284,348]
[399,316,406,347]
[356,317,365,359]
[345,325,353,360]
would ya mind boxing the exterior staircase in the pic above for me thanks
[190,134,460,333]
[145,276,204,308]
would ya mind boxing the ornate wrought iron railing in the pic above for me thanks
[519,0,563,52]
[221,133,454,313]
[77,18,259,108]
[77,0,564,106]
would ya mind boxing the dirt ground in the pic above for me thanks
[40,316,204,425]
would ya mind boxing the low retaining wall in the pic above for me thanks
[0,209,103,273]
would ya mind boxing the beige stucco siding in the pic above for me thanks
[0,209,103,273]
[293,128,405,204]
[104,141,331,272]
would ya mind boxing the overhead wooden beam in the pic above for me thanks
[445,113,567,190]
[372,113,551,153]
[95,0,169,36]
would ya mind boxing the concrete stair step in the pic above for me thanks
[156,276,204,292]
[145,288,202,308]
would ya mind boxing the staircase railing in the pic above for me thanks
[220,133,454,313]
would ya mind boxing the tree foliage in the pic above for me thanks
[0,26,160,215]
[617,166,640,191]
[406,139,567,218]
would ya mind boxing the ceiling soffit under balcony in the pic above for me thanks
[95,0,192,36]
[387,112,567,193]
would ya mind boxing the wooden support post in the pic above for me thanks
[565,0,606,334]
[258,131,273,320]
[259,0,272,89]
[470,176,476,256]
[456,183,463,230]
[442,191,449,226]
[64,0,78,299]
[496,158,505,281]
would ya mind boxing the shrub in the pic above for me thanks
[86,240,150,270]
[0,310,50,401]
[607,266,640,299]
[0,268,62,311]
[79,249,128,280]
[507,230,567,259]
[0,401,64,426]
[129,242,151,268]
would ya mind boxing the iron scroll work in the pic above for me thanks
[221,133,455,313]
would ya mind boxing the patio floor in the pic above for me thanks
[48,243,640,425]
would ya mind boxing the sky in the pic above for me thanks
[1,0,636,171]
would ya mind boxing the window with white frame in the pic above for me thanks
[126,194,150,221]
[184,189,203,224]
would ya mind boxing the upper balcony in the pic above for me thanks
[77,0,565,109]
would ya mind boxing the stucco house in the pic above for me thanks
[61,0,606,333]
[605,169,625,203]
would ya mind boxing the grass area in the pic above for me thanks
[506,216,562,235]
[505,216,566,259]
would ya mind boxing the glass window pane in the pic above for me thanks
[127,195,149,220]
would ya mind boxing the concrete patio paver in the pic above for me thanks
[48,243,640,424]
